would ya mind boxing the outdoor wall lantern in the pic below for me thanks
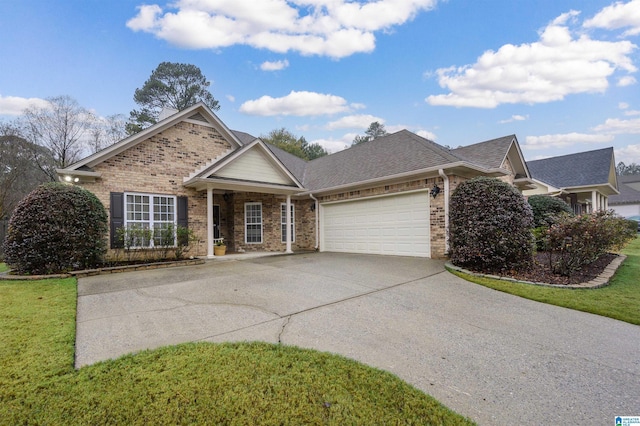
[310,202,316,212]
[430,183,441,198]
[223,193,231,202]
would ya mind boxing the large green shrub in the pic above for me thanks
[449,177,534,273]
[3,183,108,274]
[527,194,573,228]
[542,210,636,277]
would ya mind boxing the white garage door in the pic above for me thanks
[320,191,430,257]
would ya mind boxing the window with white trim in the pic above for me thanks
[245,202,262,244]
[124,193,176,248]
[281,203,295,243]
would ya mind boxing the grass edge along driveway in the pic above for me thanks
[0,277,474,425]
[449,237,640,326]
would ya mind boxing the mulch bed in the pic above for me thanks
[481,252,618,285]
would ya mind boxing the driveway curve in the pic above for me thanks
[76,252,640,425]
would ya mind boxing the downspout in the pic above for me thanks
[438,169,450,254]
[309,193,319,250]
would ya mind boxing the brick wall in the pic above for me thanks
[80,121,233,258]
[230,192,316,252]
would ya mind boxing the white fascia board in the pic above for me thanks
[184,177,302,195]
[563,183,620,196]
[506,137,531,178]
[62,103,243,171]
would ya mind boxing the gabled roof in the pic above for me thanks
[609,175,640,205]
[301,130,464,191]
[527,147,616,189]
[452,135,515,169]
[183,138,305,193]
[60,102,243,173]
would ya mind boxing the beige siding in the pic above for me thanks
[215,147,293,185]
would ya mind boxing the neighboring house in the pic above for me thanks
[609,175,640,217]
[57,103,532,259]
[524,148,619,214]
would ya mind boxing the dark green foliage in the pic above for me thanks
[127,62,220,134]
[261,128,328,160]
[541,211,636,277]
[527,194,573,228]
[450,177,534,273]
[3,183,108,274]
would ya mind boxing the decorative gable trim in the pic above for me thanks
[60,102,243,172]
[187,139,304,189]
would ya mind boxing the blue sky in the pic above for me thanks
[1,0,640,164]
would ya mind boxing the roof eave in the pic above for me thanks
[300,162,506,196]
[61,103,243,171]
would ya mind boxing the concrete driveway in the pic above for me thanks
[76,252,640,425]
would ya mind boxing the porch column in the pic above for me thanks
[604,196,608,210]
[591,191,598,213]
[285,194,293,253]
[207,188,215,258]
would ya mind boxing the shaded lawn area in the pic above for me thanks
[0,278,474,425]
[448,237,640,326]
[0,263,8,273]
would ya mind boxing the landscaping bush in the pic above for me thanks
[528,194,573,228]
[542,210,636,277]
[3,183,108,274]
[449,176,534,273]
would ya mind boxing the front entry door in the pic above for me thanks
[213,205,221,239]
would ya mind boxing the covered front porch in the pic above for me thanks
[185,178,316,259]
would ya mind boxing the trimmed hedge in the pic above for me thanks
[542,210,636,276]
[528,194,573,228]
[450,177,534,273]
[3,183,108,274]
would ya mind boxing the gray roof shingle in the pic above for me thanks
[609,175,640,205]
[301,130,462,190]
[527,147,614,188]
[452,135,514,169]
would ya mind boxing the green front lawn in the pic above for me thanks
[0,263,8,273]
[0,278,473,425]
[449,237,640,326]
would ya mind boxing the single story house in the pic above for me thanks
[57,102,533,259]
[523,148,619,214]
[609,175,640,217]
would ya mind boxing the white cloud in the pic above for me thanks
[618,75,637,86]
[127,0,439,58]
[311,135,354,153]
[325,114,384,130]
[226,94,235,102]
[415,129,437,140]
[426,10,637,108]
[625,109,640,116]
[583,0,640,37]
[615,144,640,164]
[592,116,640,134]
[499,114,529,124]
[619,102,630,109]
[0,95,50,116]
[260,59,289,71]
[523,132,614,149]
[239,90,352,116]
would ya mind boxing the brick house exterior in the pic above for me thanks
[58,103,533,260]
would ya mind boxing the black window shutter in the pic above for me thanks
[110,192,124,249]
[177,196,188,245]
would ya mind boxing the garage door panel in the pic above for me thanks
[321,192,430,258]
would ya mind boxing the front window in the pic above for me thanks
[124,193,176,248]
[281,203,295,243]
[245,202,263,244]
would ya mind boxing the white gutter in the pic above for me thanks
[438,169,450,254]
[309,193,319,250]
